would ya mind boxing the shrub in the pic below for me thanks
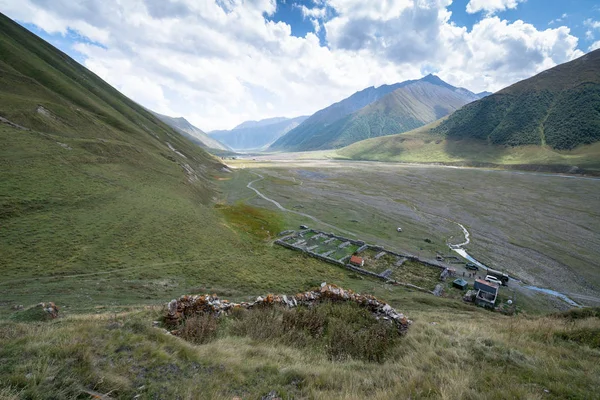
[555,328,600,348]
[179,302,402,362]
[552,307,600,321]
[179,314,219,345]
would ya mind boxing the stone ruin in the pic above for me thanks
[165,283,411,335]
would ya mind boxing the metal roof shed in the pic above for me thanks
[453,278,468,290]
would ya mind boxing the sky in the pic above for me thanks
[1,0,599,131]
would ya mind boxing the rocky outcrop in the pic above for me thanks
[39,302,59,318]
[165,283,411,334]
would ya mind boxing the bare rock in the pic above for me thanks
[39,302,59,318]
[262,391,281,400]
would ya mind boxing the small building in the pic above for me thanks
[349,255,364,267]
[474,278,498,294]
[474,278,498,308]
[452,278,468,290]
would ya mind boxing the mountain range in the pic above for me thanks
[209,115,308,151]
[339,49,600,173]
[269,74,489,151]
[151,111,230,151]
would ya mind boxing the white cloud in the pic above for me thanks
[585,19,600,30]
[584,19,600,41]
[295,4,327,19]
[466,0,525,15]
[0,0,584,130]
[548,13,568,26]
[590,41,600,51]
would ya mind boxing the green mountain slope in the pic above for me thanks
[433,49,600,149]
[268,81,413,151]
[152,111,230,151]
[0,13,344,310]
[270,75,484,151]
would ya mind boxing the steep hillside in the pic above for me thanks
[433,49,600,149]
[0,13,344,311]
[337,121,600,174]
[270,75,484,151]
[209,115,307,150]
[152,111,230,151]
[269,81,413,150]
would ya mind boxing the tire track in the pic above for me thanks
[246,172,356,236]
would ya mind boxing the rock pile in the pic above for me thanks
[165,283,411,334]
[39,302,59,318]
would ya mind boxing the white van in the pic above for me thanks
[485,275,502,285]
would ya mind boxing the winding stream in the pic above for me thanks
[448,221,581,307]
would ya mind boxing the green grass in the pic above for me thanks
[360,249,399,274]
[389,260,441,290]
[337,122,600,174]
[0,12,389,315]
[179,301,401,363]
[432,51,600,150]
[339,51,600,168]
[216,203,284,241]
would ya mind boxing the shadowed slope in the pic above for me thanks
[270,75,484,151]
[433,49,600,149]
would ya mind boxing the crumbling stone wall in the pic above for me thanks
[165,283,411,334]
[275,230,447,294]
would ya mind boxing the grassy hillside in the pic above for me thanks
[338,120,600,174]
[2,298,599,398]
[318,81,481,150]
[2,12,600,399]
[271,75,481,152]
[152,111,230,151]
[0,12,363,312]
[269,81,412,151]
[433,49,600,149]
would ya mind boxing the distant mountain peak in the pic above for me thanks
[210,115,309,151]
[271,74,483,151]
[233,117,291,130]
[418,74,456,91]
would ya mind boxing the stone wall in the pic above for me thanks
[275,230,446,296]
[274,239,344,266]
[165,283,412,335]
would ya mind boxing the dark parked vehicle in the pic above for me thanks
[466,263,479,271]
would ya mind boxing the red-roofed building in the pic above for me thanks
[349,255,364,267]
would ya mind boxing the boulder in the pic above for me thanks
[463,290,477,302]
[39,302,59,319]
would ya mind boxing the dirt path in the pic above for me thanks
[246,172,356,236]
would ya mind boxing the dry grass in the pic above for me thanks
[1,303,599,399]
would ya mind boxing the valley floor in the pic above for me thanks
[224,157,600,311]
